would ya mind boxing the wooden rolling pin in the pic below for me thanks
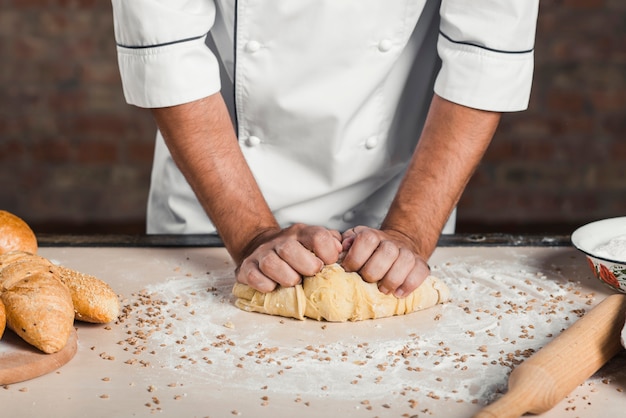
[473,293,626,418]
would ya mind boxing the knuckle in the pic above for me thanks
[397,247,417,265]
[308,231,325,249]
[244,269,276,293]
[359,229,380,246]
[378,240,400,258]
[258,252,282,273]
[236,260,256,283]
[274,240,297,259]
[308,227,333,247]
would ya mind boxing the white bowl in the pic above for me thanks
[571,217,626,294]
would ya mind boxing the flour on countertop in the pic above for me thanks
[117,257,596,408]
[594,234,626,262]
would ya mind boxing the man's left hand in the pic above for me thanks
[340,226,431,298]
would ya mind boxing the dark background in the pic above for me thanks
[1,0,625,236]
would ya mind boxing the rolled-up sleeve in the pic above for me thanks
[435,0,539,112]
[111,0,220,108]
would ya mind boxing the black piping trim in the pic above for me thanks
[116,33,207,50]
[439,30,533,54]
[233,0,239,133]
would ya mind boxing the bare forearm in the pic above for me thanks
[382,94,501,258]
[151,94,279,264]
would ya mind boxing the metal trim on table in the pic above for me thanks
[37,233,573,248]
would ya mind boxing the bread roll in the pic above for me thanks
[0,251,119,324]
[0,210,38,255]
[2,270,74,353]
[0,252,75,353]
[0,253,54,291]
[0,212,120,353]
[0,250,38,267]
[53,265,119,323]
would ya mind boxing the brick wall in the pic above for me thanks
[0,0,624,234]
[460,0,626,232]
[0,0,156,233]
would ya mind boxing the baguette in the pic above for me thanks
[0,252,74,353]
[0,252,54,291]
[0,250,42,269]
[2,269,74,353]
[0,251,119,324]
[53,265,119,323]
[0,211,120,353]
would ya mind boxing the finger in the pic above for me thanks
[341,232,356,253]
[274,239,324,277]
[341,228,381,273]
[236,259,279,293]
[375,248,416,295]
[341,226,357,241]
[392,268,428,298]
[297,226,342,265]
[341,225,364,251]
[390,255,430,298]
[329,229,342,242]
[357,240,399,284]
[257,249,303,287]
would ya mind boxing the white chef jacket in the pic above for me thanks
[111,0,538,235]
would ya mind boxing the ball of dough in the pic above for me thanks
[303,264,450,322]
[233,264,451,322]
[0,210,38,255]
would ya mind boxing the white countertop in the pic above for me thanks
[1,243,625,417]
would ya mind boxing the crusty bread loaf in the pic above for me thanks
[53,265,119,323]
[0,253,54,291]
[0,252,75,353]
[2,270,74,353]
[0,250,38,267]
[0,251,119,324]
[0,210,38,255]
[0,211,120,353]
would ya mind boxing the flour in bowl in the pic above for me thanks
[594,234,626,261]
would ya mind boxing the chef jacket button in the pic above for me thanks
[378,39,393,52]
[245,40,261,53]
[365,136,378,149]
[343,211,355,222]
[245,136,261,147]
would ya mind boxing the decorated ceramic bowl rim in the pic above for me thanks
[571,217,626,264]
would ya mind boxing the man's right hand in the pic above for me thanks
[236,223,342,293]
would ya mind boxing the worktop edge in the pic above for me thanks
[36,233,573,248]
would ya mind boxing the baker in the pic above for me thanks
[111,0,539,298]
